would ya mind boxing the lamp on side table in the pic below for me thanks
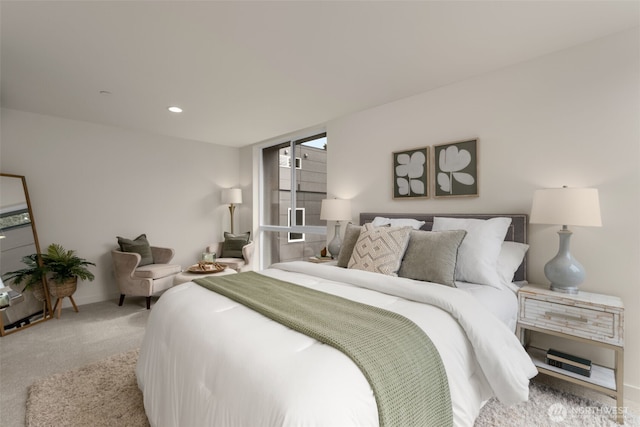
[320,198,352,259]
[530,186,602,294]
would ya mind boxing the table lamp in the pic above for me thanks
[530,186,602,294]
[320,199,352,258]
[221,188,242,233]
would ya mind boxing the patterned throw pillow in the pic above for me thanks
[117,234,154,266]
[348,223,412,276]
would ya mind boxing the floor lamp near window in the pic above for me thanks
[530,186,602,294]
[320,198,352,258]
[222,188,242,234]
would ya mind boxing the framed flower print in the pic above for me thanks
[393,147,429,199]
[433,139,478,198]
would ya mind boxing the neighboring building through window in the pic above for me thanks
[287,208,305,242]
[260,133,327,267]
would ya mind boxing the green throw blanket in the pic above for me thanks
[195,271,452,427]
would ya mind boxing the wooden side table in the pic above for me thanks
[173,267,237,285]
[307,256,335,264]
[516,283,625,424]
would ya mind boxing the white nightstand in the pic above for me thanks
[516,283,625,424]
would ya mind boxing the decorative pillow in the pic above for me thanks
[117,234,154,266]
[398,230,467,287]
[432,217,512,288]
[371,216,426,230]
[337,223,363,268]
[497,241,529,291]
[348,223,412,276]
[222,231,251,258]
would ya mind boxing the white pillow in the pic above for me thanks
[371,217,391,227]
[371,216,425,230]
[497,241,529,292]
[432,217,512,288]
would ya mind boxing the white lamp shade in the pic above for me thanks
[530,187,602,227]
[320,199,351,221]
[221,188,243,204]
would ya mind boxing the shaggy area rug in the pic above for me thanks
[475,381,639,427]
[26,349,149,427]
[26,349,639,427]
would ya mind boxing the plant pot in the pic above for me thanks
[48,277,78,299]
[31,281,47,302]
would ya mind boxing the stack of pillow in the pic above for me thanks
[337,216,528,291]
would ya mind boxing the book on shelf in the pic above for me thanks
[545,348,592,377]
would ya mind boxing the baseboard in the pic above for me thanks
[625,383,640,406]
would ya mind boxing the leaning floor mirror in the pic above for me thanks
[0,173,53,336]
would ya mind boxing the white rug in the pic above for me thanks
[26,349,638,427]
[475,380,639,426]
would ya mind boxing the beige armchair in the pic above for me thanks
[206,241,254,272]
[111,246,181,309]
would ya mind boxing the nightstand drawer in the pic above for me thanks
[518,289,623,347]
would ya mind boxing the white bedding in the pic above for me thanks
[137,261,537,427]
[454,281,519,331]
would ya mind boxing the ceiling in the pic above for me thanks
[1,1,638,148]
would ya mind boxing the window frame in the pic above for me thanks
[258,131,327,269]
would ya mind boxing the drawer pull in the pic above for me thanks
[544,311,587,323]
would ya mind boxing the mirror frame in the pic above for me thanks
[0,173,53,336]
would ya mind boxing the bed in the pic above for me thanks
[137,213,538,427]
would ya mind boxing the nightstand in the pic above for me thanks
[516,283,625,424]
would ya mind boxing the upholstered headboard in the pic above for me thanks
[359,213,528,282]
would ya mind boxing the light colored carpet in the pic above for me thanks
[25,349,639,427]
[0,299,151,427]
[26,349,148,427]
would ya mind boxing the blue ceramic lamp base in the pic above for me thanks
[328,223,343,259]
[544,228,585,295]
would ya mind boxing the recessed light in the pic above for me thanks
[168,106,183,113]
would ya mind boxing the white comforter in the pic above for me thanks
[137,261,537,427]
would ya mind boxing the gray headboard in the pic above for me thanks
[359,213,528,282]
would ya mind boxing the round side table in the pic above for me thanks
[173,267,237,286]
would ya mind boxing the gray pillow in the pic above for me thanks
[337,223,363,267]
[117,234,154,266]
[397,229,467,287]
[222,231,251,258]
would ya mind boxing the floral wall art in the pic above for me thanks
[393,147,429,199]
[433,139,478,198]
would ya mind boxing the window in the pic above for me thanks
[260,133,327,267]
[279,155,302,169]
[287,208,305,242]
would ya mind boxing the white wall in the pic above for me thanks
[1,108,241,306]
[325,28,640,400]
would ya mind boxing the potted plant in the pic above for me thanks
[2,253,48,301]
[41,243,95,299]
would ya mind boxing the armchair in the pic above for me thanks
[111,246,181,309]
[206,240,254,272]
